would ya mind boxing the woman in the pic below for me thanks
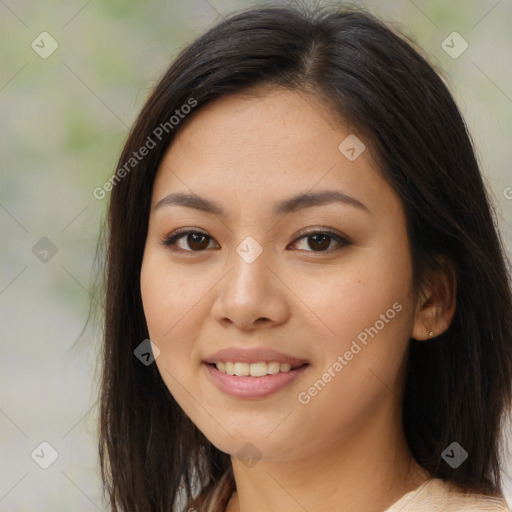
[97,3,512,511]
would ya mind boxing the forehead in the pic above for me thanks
[151,88,398,219]
[161,87,348,166]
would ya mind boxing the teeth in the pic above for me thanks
[249,362,266,377]
[267,361,280,374]
[234,362,250,376]
[214,361,299,376]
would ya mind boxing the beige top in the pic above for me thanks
[384,478,510,511]
[202,474,511,512]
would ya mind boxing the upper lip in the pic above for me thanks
[203,347,309,366]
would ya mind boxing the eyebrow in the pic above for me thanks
[153,190,370,217]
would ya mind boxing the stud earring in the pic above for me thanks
[429,331,434,337]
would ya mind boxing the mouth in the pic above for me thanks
[203,361,310,399]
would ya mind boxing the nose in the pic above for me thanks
[211,248,291,331]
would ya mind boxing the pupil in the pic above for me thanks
[309,234,330,251]
[189,233,208,250]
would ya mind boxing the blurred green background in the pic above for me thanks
[1,0,511,509]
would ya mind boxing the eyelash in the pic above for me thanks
[160,228,351,254]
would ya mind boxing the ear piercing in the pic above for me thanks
[429,331,434,337]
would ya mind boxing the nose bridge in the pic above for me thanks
[212,235,289,329]
[226,235,270,302]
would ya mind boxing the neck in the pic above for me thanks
[225,397,430,512]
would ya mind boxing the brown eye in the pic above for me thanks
[161,230,217,252]
[306,233,331,251]
[290,230,350,253]
[161,228,350,254]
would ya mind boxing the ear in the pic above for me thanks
[411,257,457,341]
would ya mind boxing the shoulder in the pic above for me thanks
[385,478,511,512]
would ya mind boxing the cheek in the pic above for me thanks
[288,274,413,455]
[140,254,207,416]
[140,255,195,393]
[292,234,415,390]
[140,251,212,340]
[294,251,413,345]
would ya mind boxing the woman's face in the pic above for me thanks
[140,87,420,462]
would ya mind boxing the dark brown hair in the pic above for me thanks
[94,2,512,510]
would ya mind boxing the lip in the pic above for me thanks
[204,362,309,399]
[203,347,309,366]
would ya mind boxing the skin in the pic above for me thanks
[140,86,456,512]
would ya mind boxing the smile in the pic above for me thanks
[204,362,309,399]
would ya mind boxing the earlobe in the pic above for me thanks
[411,296,438,341]
[411,258,457,341]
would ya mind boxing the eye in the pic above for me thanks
[289,229,351,253]
[160,228,351,254]
[160,229,218,252]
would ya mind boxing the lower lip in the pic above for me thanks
[204,363,309,399]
